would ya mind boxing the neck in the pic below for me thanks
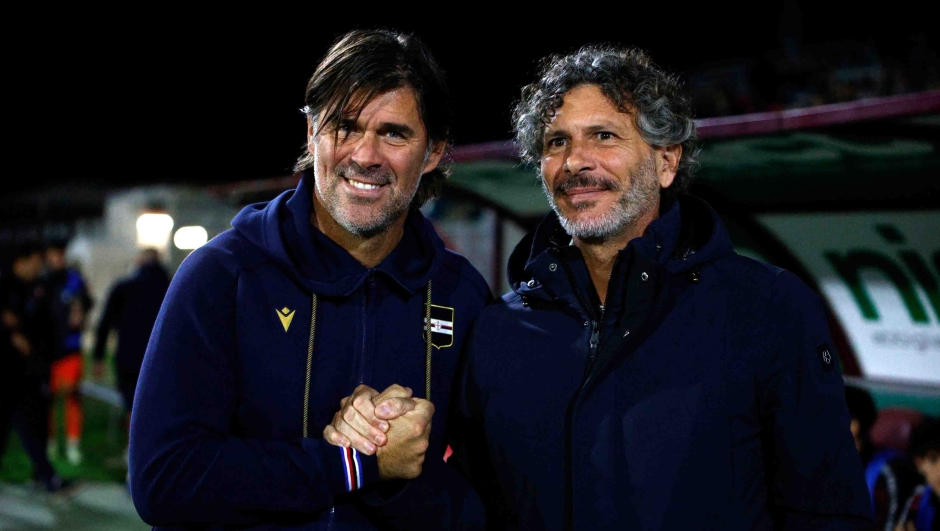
[574,206,659,304]
[312,195,406,269]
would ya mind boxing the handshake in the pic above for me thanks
[323,384,435,481]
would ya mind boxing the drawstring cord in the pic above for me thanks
[425,280,432,401]
[303,294,317,438]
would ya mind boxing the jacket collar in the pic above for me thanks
[507,194,733,304]
[234,170,445,297]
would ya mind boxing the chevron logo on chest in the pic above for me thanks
[277,307,295,332]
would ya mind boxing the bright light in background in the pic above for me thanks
[137,213,174,248]
[174,225,208,250]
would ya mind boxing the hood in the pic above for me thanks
[231,170,446,297]
[507,195,735,303]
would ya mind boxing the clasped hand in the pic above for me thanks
[324,384,434,481]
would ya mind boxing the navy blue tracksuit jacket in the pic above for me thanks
[452,195,874,530]
[129,171,492,530]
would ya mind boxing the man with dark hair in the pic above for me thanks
[42,239,93,465]
[0,243,73,493]
[338,43,874,529]
[128,28,491,530]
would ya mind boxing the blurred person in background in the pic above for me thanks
[894,416,939,531]
[43,239,94,465]
[128,28,490,530]
[845,383,923,530]
[0,243,73,493]
[92,246,170,464]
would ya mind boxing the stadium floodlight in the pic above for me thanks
[174,225,208,250]
[137,213,174,249]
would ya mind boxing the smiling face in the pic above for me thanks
[539,84,678,241]
[309,86,444,238]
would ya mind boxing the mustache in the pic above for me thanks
[335,162,392,185]
[554,174,621,194]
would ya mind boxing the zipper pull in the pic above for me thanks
[588,320,600,365]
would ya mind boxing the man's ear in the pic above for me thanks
[657,144,681,189]
[422,140,447,174]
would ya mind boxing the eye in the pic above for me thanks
[597,131,614,140]
[545,137,566,149]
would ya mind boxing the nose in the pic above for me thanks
[349,133,384,169]
[563,140,594,175]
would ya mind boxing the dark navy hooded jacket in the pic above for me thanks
[452,195,874,530]
[129,171,492,530]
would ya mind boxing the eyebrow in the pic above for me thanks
[544,121,621,137]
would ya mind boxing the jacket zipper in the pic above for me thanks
[564,254,618,531]
[584,256,618,375]
[358,274,373,385]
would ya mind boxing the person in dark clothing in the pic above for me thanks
[845,383,923,531]
[0,243,73,493]
[92,247,170,455]
[128,29,491,530]
[43,239,94,465]
[893,416,940,531]
[846,383,879,464]
[339,43,875,530]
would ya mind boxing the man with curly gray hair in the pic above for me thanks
[445,43,875,529]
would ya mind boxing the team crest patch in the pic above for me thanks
[425,305,454,349]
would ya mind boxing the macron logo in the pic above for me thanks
[277,307,295,332]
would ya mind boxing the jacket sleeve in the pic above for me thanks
[128,247,371,526]
[355,453,487,530]
[757,269,875,530]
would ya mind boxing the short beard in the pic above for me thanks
[319,161,413,238]
[542,154,660,241]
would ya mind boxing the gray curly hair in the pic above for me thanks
[512,44,699,199]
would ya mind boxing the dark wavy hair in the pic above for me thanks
[512,44,699,200]
[293,28,453,210]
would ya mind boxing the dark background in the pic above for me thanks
[10,2,936,196]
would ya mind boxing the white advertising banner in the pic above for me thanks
[758,211,939,386]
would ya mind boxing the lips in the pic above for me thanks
[562,185,607,196]
[555,174,617,194]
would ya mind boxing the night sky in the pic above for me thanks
[11,3,933,195]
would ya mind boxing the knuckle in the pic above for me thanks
[342,408,356,423]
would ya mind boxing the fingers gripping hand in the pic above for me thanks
[376,399,435,480]
[373,384,417,421]
[322,384,415,455]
